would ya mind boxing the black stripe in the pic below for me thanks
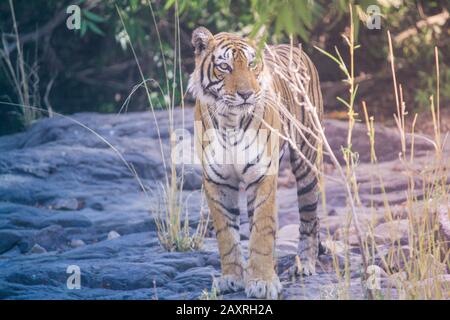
[205,79,223,90]
[295,166,311,182]
[242,161,255,175]
[221,204,240,216]
[244,120,262,150]
[245,159,274,191]
[223,243,238,258]
[246,174,265,191]
[205,175,239,191]
[205,191,240,217]
[300,216,318,223]
[207,163,227,180]
[216,222,239,236]
[297,178,318,196]
[249,247,270,256]
[200,54,209,84]
[299,202,318,212]
[252,186,273,212]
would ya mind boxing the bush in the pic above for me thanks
[0,0,448,134]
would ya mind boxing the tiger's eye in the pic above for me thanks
[249,60,257,69]
[218,63,229,71]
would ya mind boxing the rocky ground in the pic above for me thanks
[0,108,448,300]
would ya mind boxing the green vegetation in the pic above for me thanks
[0,0,448,135]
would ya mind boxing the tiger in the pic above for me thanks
[188,27,323,299]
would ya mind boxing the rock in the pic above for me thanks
[17,240,33,254]
[379,248,447,278]
[70,239,86,248]
[412,275,450,299]
[29,244,47,254]
[277,224,299,242]
[107,230,121,240]
[421,254,448,278]
[320,216,344,235]
[367,264,389,277]
[332,212,378,246]
[327,209,338,216]
[180,167,202,190]
[90,202,104,211]
[33,225,67,251]
[48,198,82,211]
[390,202,427,220]
[0,108,446,300]
[276,240,297,256]
[437,204,449,244]
[380,271,407,289]
[365,265,389,291]
[333,227,362,246]
[0,231,21,254]
[321,240,345,255]
[373,219,410,244]
[277,169,295,188]
[322,119,432,164]
[317,252,346,272]
[378,245,413,272]
[276,224,299,255]
[42,212,92,228]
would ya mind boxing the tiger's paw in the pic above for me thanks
[245,276,282,299]
[288,256,317,277]
[212,274,244,294]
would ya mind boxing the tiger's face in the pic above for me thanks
[188,27,267,111]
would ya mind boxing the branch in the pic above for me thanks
[4,9,67,55]
[73,60,137,91]
[4,0,103,55]
[394,9,449,44]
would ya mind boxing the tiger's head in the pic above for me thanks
[188,27,268,111]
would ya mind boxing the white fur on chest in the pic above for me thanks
[202,115,275,183]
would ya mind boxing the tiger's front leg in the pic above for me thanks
[204,179,245,294]
[245,174,282,299]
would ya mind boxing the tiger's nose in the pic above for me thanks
[237,90,253,100]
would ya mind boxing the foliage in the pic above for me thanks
[0,0,448,135]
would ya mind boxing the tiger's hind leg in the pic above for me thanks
[289,145,320,276]
[204,179,245,294]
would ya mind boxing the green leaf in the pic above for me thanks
[295,0,312,29]
[337,96,351,109]
[86,21,105,36]
[83,10,106,23]
[130,0,139,11]
[351,84,359,105]
[314,46,341,66]
[164,0,176,10]
[80,20,87,37]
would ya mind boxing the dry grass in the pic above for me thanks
[0,0,43,125]
[199,281,221,300]
[116,0,209,252]
[268,5,449,299]
[360,34,449,300]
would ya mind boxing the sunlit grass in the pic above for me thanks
[264,4,448,299]
[116,0,209,252]
[0,0,44,126]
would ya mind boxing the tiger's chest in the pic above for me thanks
[201,111,279,184]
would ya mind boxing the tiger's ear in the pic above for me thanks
[192,27,214,56]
